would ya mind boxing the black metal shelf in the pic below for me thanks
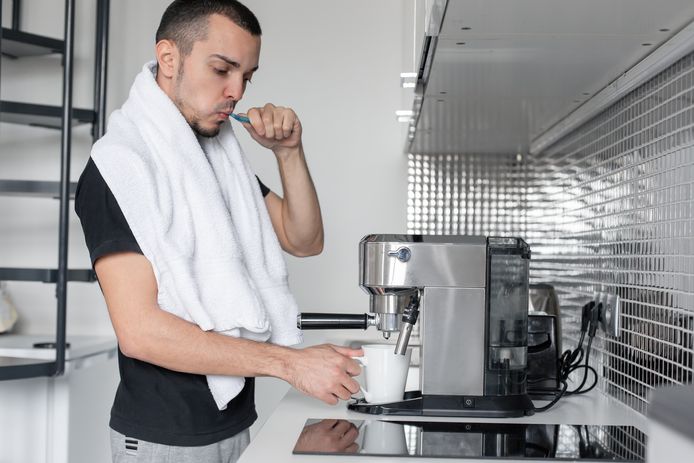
[0,356,55,380]
[0,0,110,382]
[0,100,96,129]
[0,267,97,283]
[0,179,77,199]
[0,27,64,58]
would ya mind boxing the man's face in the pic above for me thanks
[172,14,260,137]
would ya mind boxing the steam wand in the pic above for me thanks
[394,291,420,355]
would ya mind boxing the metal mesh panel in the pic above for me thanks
[407,51,694,415]
[530,51,694,414]
[407,153,529,236]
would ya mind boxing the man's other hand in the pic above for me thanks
[239,103,302,154]
[286,344,363,405]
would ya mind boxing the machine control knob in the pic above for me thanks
[388,247,411,262]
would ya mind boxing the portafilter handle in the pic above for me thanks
[297,313,375,330]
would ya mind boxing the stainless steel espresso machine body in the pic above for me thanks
[298,234,535,418]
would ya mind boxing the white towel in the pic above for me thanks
[91,61,303,410]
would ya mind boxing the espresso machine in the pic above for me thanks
[298,234,535,417]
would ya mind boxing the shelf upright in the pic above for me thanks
[0,0,110,380]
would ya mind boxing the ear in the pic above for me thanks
[155,39,180,79]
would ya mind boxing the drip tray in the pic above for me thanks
[293,418,645,461]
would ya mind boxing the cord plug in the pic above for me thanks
[588,302,601,338]
[580,301,595,333]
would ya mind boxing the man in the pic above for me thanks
[75,1,361,461]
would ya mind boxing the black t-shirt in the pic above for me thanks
[74,157,270,446]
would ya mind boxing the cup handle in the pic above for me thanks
[350,356,370,402]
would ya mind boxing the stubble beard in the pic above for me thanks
[173,65,221,139]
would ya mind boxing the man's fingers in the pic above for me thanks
[327,345,363,376]
[331,345,364,358]
[344,376,361,394]
[261,103,276,139]
[282,111,293,137]
[296,345,368,405]
[344,358,362,377]
[241,104,301,148]
[262,113,274,139]
[247,108,265,136]
[273,107,284,140]
[333,385,352,401]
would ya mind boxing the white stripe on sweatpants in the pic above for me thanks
[109,428,250,463]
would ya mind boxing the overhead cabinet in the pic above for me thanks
[408,0,694,155]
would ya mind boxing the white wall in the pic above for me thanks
[239,1,410,315]
[1,0,412,334]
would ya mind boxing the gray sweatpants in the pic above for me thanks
[110,428,250,463]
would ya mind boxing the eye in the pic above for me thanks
[213,67,228,76]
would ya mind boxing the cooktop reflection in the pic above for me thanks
[293,419,645,461]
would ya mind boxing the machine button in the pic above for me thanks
[387,247,411,262]
[462,397,475,408]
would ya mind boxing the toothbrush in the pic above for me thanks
[229,113,250,123]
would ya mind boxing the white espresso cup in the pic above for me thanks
[352,344,412,404]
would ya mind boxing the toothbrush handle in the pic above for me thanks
[230,113,250,123]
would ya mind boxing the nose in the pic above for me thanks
[224,75,245,101]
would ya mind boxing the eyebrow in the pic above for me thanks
[210,53,259,73]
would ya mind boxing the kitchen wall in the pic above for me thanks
[409,50,694,417]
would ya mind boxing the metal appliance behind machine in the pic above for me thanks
[298,234,535,417]
[527,284,562,398]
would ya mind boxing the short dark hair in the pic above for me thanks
[156,0,261,56]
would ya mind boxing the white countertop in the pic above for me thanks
[240,386,647,463]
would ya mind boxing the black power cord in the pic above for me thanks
[533,300,600,412]
[567,302,601,396]
[533,378,568,412]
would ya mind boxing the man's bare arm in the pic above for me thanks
[264,143,323,257]
[243,103,324,257]
[96,251,360,405]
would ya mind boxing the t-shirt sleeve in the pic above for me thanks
[256,176,271,197]
[74,158,143,266]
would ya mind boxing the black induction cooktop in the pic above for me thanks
[292,418,645,461]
